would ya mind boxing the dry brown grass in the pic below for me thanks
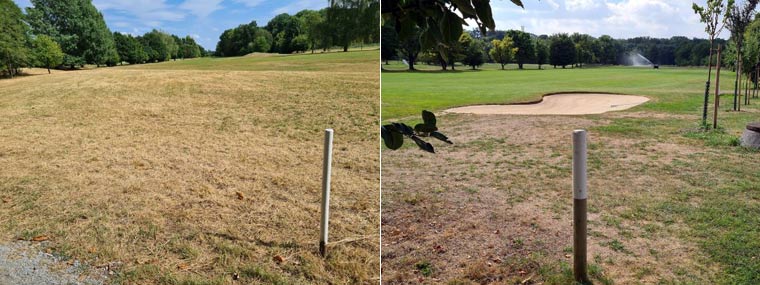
[0,51,379,284]
[381,111,758,284]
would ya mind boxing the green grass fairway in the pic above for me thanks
[382,63,760,284]
[383,63,740,119]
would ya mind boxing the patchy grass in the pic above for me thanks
[0,51,379,284]
[382,64,760,283]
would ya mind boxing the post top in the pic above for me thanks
[325,128,334,133]
[747,123,760,133]
[573,129,587,134]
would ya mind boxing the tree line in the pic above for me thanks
[382,24,724,70]
[215,0,379,57]
[1,0,207,78]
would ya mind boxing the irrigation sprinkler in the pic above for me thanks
[572,130,590,284]
[319,129,334,257]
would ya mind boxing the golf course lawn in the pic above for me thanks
[381,63,760,284]
[0,50,379,284]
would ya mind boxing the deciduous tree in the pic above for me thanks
[489,37,517,70]
[32,35,64,73]
[550,33,576,68]
[0,0,29,77]
[506,30,535,69]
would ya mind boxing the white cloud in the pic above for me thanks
[93,0,185,22]
[545,0,560,10]
[484,0,723,39]
[179,0,224,18]
[565,0,597,11]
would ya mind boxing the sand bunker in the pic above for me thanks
[446,93,650,115]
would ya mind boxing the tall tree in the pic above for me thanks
[266,13,300,53]
[461,34,486,70]
[399,27,421,71]
[27,0,118,68]
[381,22,399,64]
[725,0,759,111]
[550,33,576,68]
[595,35,618,64]
[32,35,64,73]
[693,0,729,127]
[141,30,174,62]
[489,37,517,70]
[573,33,595,67]
[181,36,202,59]
[506,30,535,69]
[327,0,378,52]
[536,40,549,69]
[114,32,147,64]
[296,10,324,53]
[0,0,29,78]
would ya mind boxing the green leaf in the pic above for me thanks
[451,0,477,18]
[421,110,437,127]
[392,122,415,136]
[381,125,404,150]
[411,136,435,153]
[431,131,453,144]
[473,0,496,31]
[414,123,438,134]
[510,0,524,8]
[440,10,464,45]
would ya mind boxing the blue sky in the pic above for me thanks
[13,0,329,50]
[13,0,727,50]
[480,0,728,40]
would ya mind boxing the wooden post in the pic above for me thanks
[573,130,590,284]
[739,58,742,111]
[319,129,334,256]
[714,45,722,129]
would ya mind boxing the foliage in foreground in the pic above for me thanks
[382,110,452,153]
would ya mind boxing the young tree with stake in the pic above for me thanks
[693,0,728,128]
[725,0,759,111]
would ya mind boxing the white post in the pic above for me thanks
[572,129,590,283]
[319,129,334,256]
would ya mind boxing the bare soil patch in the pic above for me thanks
[382,113,726,284]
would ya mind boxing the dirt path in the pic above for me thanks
[446,93,650,115]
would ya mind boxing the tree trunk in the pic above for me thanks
[702,40,714,126]
[501,63,505,70]
[734,50,740,111]
[343,45,348,52]
[739,56,742,111]
[518,63,523,69]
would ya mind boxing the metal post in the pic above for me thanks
[714,46,722,129]
[319,129,334,256]
[573,130,590,284]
